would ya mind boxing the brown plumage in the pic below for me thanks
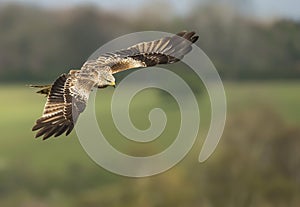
[32,31,199,140]
[32,74,82,139]
[97,31,199,73]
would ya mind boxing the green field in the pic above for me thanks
[0,82,299,206]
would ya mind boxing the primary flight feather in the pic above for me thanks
[31,31,199,140]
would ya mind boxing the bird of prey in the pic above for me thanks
[31,31,199,140]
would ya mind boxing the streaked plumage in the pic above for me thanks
[32,31,199,140]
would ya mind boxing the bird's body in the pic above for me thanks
[32,31,199,139]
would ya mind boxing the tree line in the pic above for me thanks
[0,3,299,82]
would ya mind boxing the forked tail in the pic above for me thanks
[29,84,52,97]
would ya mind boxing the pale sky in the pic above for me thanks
[1,0,299,20]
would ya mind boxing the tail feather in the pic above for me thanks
[29,84,52,97]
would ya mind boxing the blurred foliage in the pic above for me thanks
[198,108,300,207]
[0,101,300,206]
[0,3,300,82]
[0,83,300,206]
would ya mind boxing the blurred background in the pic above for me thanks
[0,0,300,206]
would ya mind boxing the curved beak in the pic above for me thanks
[110,81,116,88]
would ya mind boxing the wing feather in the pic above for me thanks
[32,71,95,140]
[94,31,199,74]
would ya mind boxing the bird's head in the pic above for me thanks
[97,66,116,88]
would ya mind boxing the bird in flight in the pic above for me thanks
[31,31,199,140]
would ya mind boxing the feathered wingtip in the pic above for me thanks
[28,84,52,97]
[176,31,199,43]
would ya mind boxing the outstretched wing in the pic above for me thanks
[96,31,199,74]
[32,71,95,140]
